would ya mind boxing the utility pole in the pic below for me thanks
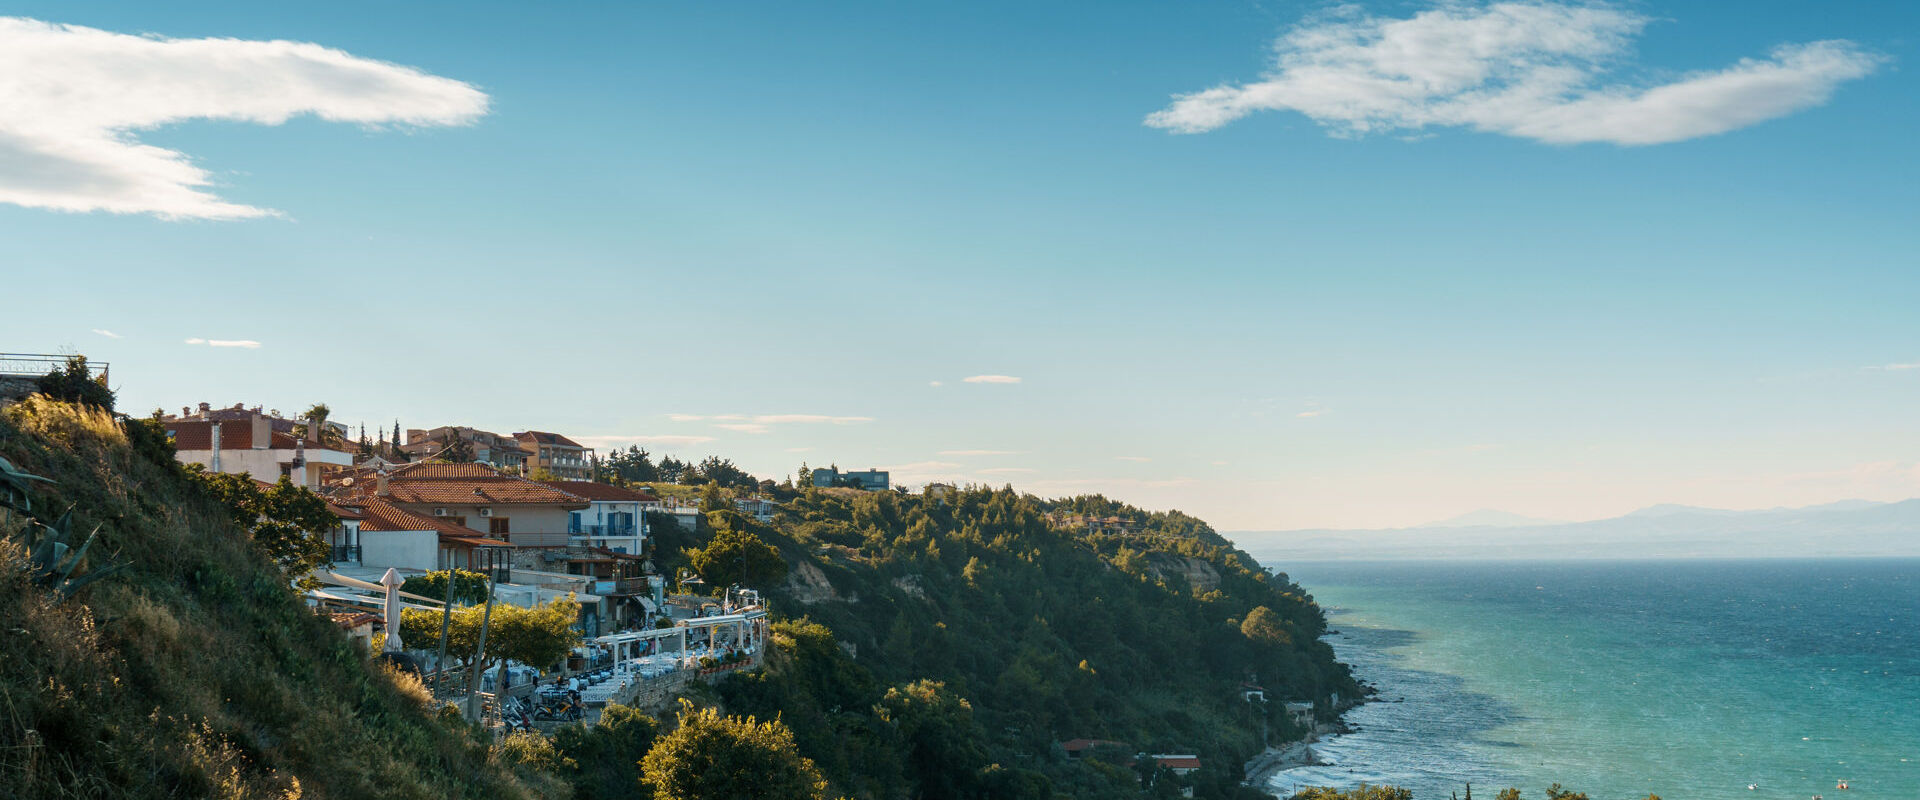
[464,571,499,723]
[433,572,456,694]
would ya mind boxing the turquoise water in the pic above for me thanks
[1253,559,1920,800]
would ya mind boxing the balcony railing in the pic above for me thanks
[331,545,362,563]
[570,523,637,536]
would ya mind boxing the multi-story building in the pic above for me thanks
[400,426,532,470]
[515,431,595,479]
[732,496,778,522]
[811,466,891,491]
[329,494,514,582]
[541,480,660,555]
[325,462,585,568]
[164,409,354,490]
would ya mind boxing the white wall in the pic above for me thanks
[360,530,438,573]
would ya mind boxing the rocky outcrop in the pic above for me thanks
[784,559,840,604]
[1144,554,1222,593]
[891,573,928,600]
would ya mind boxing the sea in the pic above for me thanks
[1244,558,1920,800]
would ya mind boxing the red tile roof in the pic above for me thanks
[328,462,587,507]
[165,419,348,454]
[336,497,512,547]
[515,431,585,448]
[539,480,661,503]
[1153,756,1201,771]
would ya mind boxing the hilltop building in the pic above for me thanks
[515,431,595,479]
[811,466,890,491]
[400,426,532,470]
[164,408,352,490]
[541,480,659,555]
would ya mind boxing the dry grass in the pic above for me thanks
[0,400,544,799]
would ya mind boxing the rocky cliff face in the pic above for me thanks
[784,558,840,603]
[1144,553,1222,593]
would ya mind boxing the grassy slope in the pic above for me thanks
[0,399,541,800]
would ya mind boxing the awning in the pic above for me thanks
[319,571,444,605]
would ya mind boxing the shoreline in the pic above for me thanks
[1243,737,1321,789]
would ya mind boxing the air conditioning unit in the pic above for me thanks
[479,508,493,517]
[434,508,448,516]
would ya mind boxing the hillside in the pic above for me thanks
[0,397,543,799]
[684,485,1358,799]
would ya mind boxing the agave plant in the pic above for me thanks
[0,453,53,522]
[0,455,122,600]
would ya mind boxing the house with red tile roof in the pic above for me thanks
[165,410,353,489]
[326,462,585,570]
[399,425,532,469]
[330,494,515,580]
[516,431,595,480]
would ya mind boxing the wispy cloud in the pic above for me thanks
[962,375,1021,384]
[184,337,261,349]
[928,380,944,387]
[1871,362,1920,371]
[1146,2,1884,145]
[0,17,489,219]
[1296,409,1327,418]
[90,328,121,339]
[572,434,716,450]
[673,413,872,425]
[939,449,1018,456]
[713,423,771,434]
[978,467,1036,475]
[1115,456,1151,463]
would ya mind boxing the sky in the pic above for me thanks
[3,1,1917,531]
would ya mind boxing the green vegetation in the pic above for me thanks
[0,396,545,798]
[397,594,583,679]
[184,466,337,584]
[640,702,829,800]
[402,567,493,606]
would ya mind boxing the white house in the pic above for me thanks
[542,480,659,555]
[165,411,354,489]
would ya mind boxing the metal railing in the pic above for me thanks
[330,545,362,564]
[0,353,109,381]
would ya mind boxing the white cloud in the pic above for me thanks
[1874,362,1920,371]
[1211,460,1229,466]
[928,380,944,387]
[0,17,488,219]
[1296,409,1326,418]
[184,337,261,349]
[714,423,771,434]
[90,328,121,339]
[1145,2,1883,145]
[939,449,1018,456]
[1115,456,1152,463]
[978,467,1036,475]
[963,375,1021,384]
[752,414,873,425]
[572,434,716,450]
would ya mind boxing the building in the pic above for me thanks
[1047,512,1146,536]
[400,426,533,470]
[1284,702,1315,729]
[325,462,586,569]
[515,431,595,480]
[329,494,515,581]
[165,410,354,490]
[1061,739,1129,760]
[925,482,956,499]
[541,480,660,555]
[811,466,890,491]
[732,496,777,522]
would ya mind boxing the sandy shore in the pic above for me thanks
[1243,738,1323,789]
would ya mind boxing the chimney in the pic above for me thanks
[210,422,223,472]
[376,470,390,497]
[251,412,270,450]
[181,406,190,418]
[307,413,321,445]
[198,401,211,414]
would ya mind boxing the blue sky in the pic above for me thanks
[4,1,1917,529]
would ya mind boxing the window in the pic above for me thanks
[489,517,510,535]
[447,516,467,528]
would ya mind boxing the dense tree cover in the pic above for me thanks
[397,594,582,678]
[1290,787,1413,800]
[641,702,829,800]
[691,484,1356,799]
[553,704,660,800]
[183,467,336,583]
[401,568,492,606]
[689,524,787,590]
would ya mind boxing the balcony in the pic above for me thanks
[330,545,362,564]
[570,522,638,536]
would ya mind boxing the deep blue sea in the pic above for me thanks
[1250,559,1920,800]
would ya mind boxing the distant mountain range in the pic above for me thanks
[1234,499,1920,560]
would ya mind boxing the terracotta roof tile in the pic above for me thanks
[539,480,661,503]
[515,431,585,448]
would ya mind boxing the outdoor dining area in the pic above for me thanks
[584,605,771,707]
